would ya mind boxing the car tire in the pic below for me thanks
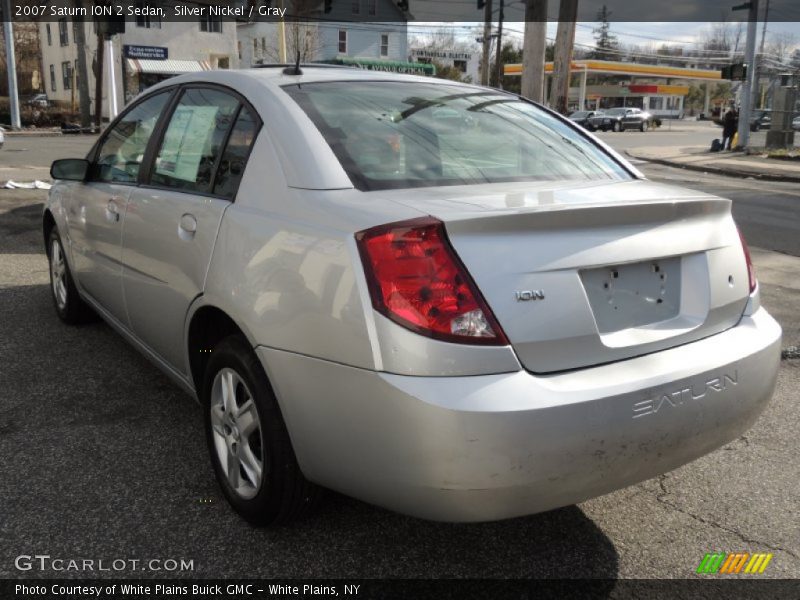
[202,335,321,525]
[613,121,621,132]
[640,121,648,132]
[47,228,95,324]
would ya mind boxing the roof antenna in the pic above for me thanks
[283,49,302,76]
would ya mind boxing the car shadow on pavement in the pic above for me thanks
[295,492,621,581]
[0,282,619,584]
[0,198,46,255]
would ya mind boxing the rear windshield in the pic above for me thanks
[283,81,632,191]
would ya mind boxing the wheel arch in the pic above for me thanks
[186,303,258,395]
[43,209,57,256]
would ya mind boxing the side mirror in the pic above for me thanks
[51,158,89,181]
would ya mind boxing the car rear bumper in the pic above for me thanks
[257,307,781,522]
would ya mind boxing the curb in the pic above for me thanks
[625,151,800,184]
[4,131,63,137]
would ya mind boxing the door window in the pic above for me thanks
[93,91,171,184]
[151,88,240,194]
[213,106,259,199]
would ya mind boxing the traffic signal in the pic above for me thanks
[720,63,746,81]
[478,0,485,7]
[95,14,125,37]
[397,0,409,10]
[324,0,332,13]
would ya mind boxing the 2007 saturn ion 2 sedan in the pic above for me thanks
[44,67,781,525]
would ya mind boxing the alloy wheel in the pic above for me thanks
[210,367,265,500]
[50,239,68,310]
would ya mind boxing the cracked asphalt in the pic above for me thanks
[0,136,798,580]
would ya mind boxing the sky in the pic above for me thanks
[411,21,800,60]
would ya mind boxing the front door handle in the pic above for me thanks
[105,198,121,223]
[179,213,197,238]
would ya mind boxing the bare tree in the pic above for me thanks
[763,32,798,65]
[264,22,322,63]
[410,27,478,56]
[0,21,42,95]
[700,22,745,59]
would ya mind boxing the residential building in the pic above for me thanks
[237,0,413,73]
[38,1,238,116]
[409,48,479,83]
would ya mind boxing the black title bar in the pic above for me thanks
[2,0,800,23]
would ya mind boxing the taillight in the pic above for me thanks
[356,217,508,345]
[738,227,757,293]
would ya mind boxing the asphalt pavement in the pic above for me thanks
[0,134,798,581]
[593,119,770,153]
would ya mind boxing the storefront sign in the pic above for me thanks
[124,45,168,60]
[411,49,472,61]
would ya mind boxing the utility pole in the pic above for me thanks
[479,0,493,86]
[735,0,759,149]
[94,31,104,129]
[755,0,770,109]
[521,0,548,103]
[2,0,21,129]
[73,11,92,130]
[549,0,578,114]
[107,36,118,118]
[493,0,504,89]
[278,0,287,62]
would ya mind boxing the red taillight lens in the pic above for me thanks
[356,217,508,345]
[738,227,757,293]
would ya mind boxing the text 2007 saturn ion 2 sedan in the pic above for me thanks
[44,67,781,525]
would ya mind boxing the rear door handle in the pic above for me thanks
[179,213,197,237]
[105,198,121,223]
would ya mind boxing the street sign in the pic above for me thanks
[123,45,168,60]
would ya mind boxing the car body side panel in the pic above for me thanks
[121,188,230,374]
[203,199,377,370]
[62,181,133,322]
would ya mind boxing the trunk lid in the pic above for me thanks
[387,179,750,373]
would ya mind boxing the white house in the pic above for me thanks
[237,0,418,73]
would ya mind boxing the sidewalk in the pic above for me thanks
[3,128,63,137]
[626,145,800,183]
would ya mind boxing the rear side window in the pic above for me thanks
[94,91,170,184]
[151,88,240,194]
[284,81,631,191]
[213,106,258,199]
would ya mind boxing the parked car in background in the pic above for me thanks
[26,93,50,108]
[568,110,602,131]
[749,109,771,131]
[589,107,654,132]
[791,115,800,131]
[45,68,781,526]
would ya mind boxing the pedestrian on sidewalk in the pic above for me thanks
[722,108,738,150]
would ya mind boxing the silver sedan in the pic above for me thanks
[44,67,781,525]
